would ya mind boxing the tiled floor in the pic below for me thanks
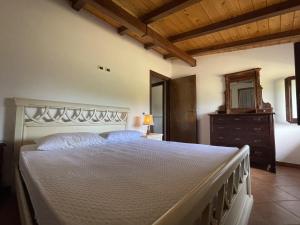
[249,167,300,225]
[1,166,300,225]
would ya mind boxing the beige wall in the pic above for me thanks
[0,0,171,184]
[172,43,300,165]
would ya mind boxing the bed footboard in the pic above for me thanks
[153,145,253,225]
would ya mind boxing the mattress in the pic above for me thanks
[19,139,239,225]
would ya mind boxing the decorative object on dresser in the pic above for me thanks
[211,68,276,173]
[285,76,297,123]
[219,68,272,114]
[143,133,163,141]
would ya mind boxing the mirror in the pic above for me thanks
[230,80,255,109]
[285,76,298,123]
[219,68,273,114]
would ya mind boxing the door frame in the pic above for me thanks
[150,70,170,140]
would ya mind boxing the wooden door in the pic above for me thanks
[169,75,197,143]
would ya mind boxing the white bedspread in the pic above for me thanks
[19,139,238,225]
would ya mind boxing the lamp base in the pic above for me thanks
[146,126,151,135]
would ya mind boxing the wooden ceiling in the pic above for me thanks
[72,0,300,66]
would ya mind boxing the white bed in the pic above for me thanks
[13,98,253,225]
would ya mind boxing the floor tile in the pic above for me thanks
[277,201,300,218]
[252,173,300,187]
[252,186,297,203]
[249,166,300,225]
[277,186,300,199]
[248,202,300,225]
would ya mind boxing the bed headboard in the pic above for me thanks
[13,98,129,163]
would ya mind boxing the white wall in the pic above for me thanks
[0,0,171,184]
[172,43,300,164]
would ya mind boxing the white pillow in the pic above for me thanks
[100,130,143,142]
[35,132,105,151]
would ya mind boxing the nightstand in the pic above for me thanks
[0,142,9,199]
[144,133,163,141]
[0,143,6,183]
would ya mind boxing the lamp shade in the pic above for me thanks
[143,114,154,125]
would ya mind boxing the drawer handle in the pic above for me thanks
[254,128,262,131]
[218,137,224,140]
[234,118,241,121]
[235,127,241,130]
[254,151,263,156]
[234,138,241,141]
[218,126,225,129]
[254,139,261,143]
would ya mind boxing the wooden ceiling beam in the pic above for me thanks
[117,26,127,36]
[164,29,300,58]
[118,0,201,36]
[84,0,196,66]
[144,43,156,50]
[90,0,147,36]
[72,0,88,11]
[168,0,300,43]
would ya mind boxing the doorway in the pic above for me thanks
[149,71,198,143]
[150,70,170,140]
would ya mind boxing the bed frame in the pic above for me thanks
[13,98,253,225]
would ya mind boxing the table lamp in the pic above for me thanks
[143,114,154,135]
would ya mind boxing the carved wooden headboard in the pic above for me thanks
[13,98,129,163]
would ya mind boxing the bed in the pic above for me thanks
[13,98,253,225]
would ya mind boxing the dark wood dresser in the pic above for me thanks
[210,113,276,172]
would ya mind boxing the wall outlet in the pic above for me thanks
[98,65,111,72]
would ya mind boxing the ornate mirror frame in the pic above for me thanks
[219,68,273,114]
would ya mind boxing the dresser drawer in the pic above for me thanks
[211,135,247,148]
[246,135,269,147]
[247,124,269,135]
[250,147,273,164]
[213,115,269,124]
[249,115,269,123]
[212,123,269,137]
[250,147,267,158]
[213,116,245,124]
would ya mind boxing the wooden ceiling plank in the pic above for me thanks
[165,28,300,58]
[141,0,201,24]
[85,0,196,66]
[146,28,196,66]
[119,0,201,36]
[168,0,300,43]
